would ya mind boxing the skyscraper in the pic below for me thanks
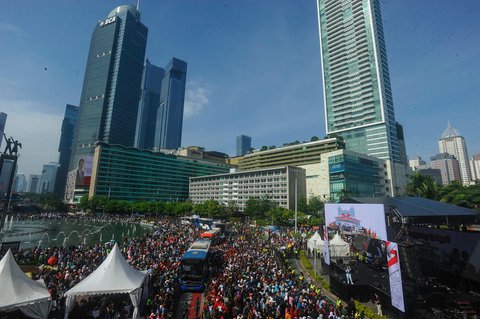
[438,123,471,185]
[0,112,7,149]
[431,153,461,185]
[135,60,164,149]
[470,154,480,182]
[317,0,408,195]
[154,58,187,150]
[236,135,252,156]
[54,104,78,198]
[39,162,58,194]
[70,5,147,169]
[28,174,40,193]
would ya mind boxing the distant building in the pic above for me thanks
[0,112,6,149]
[409,156,427,172]
[396,123,408,165]
[84,142,229,203]
[176,146,229,164]
[38,162,58,194]
[28,174,41,193]
[438,123,471,185]
[13,173,27,193]
[236,135,252,156]
[54,104,78,198]
[189,166,306,211]
[431,153,461,185]
[135,60,164,149]
[70,5,147,170]
[154,58,187,150]
[470,154,480,182]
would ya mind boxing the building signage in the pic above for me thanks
[0,241,21,258]
[100,16,116,27]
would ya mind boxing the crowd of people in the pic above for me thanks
[202,227,366,319]
[13,217,199,319]
[6,215,373,319]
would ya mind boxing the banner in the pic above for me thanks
[386,241,405,312]
[323,225,330,265]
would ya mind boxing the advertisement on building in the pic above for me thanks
[75,156,93,187]
[325,203,387,241]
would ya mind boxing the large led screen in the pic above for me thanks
[325,203,388,241]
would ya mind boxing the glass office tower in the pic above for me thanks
[236,135,252,156]
[70,5,147,169]
[54,104,78,198]
[154,58,187,150]
[317,0,400,163]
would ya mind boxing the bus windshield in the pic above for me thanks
[181,260,205,278]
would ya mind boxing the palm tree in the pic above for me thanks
[338,188,351,202]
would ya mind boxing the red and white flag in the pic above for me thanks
[386,241,405,312]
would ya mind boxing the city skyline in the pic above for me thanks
[1,1,479,176]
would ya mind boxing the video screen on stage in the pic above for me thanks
[325,203,388,241]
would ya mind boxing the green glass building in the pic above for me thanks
[89,142,230,201]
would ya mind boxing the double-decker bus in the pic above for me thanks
[179,239,212,291]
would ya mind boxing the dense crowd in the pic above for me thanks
[202,227,365,319]
[14,217,198,319]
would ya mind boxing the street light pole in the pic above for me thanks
[294,178,298,233]
[313,239,317,276]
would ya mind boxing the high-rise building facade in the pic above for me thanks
[317,0,409,195]
[28,174,40,193]
[154,58,187,150]
[54,104,78,198]
[39,162,58,194]
[236,135,252,156]
[135,60,164,149]
[438,123,471,185]
[13,173,27,193]
[409,156,427,172]
[431,153,461,185]
[470,154,480,182]
[0,112,6,150]
[70,5,148,169]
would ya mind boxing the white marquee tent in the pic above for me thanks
[329,233,350,257]
[0,249,51,319]
[307,231,324,251]
[64,243,147,319]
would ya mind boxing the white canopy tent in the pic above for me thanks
[64,243,147,319]
[0,249,51,319]
[329,233,350,257]
[307,231,324,251]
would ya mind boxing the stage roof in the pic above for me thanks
[349,197,478,218]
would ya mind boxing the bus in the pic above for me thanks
[179,239,212,291]
[200,228,224,245]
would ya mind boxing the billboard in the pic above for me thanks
[74,156,93,187]
[325,203,387,241]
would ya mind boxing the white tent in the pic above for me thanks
[0,249,51,319]
[329,233,350,257]
[64,243,147,319]
[307,231,324,251]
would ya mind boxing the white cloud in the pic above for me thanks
[0,22,29,38]
[184,80,211,118]
[0,99,62,176]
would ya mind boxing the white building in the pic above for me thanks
[409,156,427,172]
[189,166,306,211]
[438,124,471,185]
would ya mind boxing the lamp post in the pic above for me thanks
[294,178,298,233]
[313,239,317,276]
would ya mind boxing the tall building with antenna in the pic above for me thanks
[438,123,471,185]
[70,5,147,170]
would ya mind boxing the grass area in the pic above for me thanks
[298,250,387,319]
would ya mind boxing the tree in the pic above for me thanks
[338,189,352,202]
[78,194,90,212]
[308,196,325,214]
[405,172,439,200]
[311,136,320,142]
[297,196,308,213]
[260,145,268,151]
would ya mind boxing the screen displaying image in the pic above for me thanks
[325,203,388,241]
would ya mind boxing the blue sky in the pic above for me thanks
[1,0,479,176]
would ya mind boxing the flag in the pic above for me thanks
[386,241,405,312]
